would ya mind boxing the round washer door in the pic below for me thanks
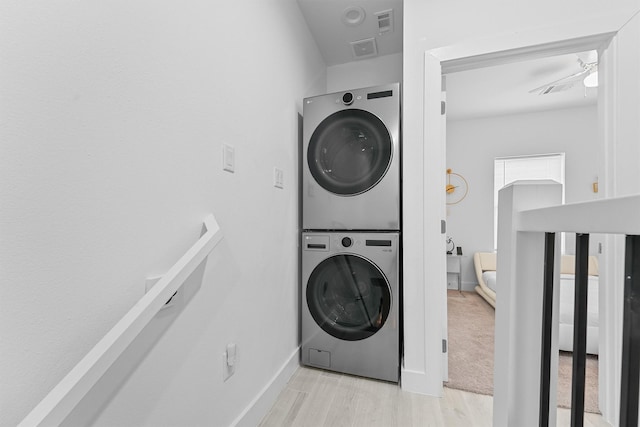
[306,254,392,341]
[307,109,392,196]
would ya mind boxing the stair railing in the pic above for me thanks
[19,214,223,427]
[492,181,640,427]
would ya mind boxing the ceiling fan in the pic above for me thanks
[529,57,598,95]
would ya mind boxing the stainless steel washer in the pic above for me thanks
[302,83,400,231]
[301,231,399,382]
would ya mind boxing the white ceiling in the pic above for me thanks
[446,52,598,121]
[296,0,403,66]
[296,1,597,120]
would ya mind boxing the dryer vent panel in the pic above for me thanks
[350,38,377,59]
[375,9,394,34]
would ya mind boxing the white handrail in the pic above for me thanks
[19,214,223,427]
[517,194,640,234]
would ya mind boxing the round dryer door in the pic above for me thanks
[306,254,392,341]
[307,109,392,196]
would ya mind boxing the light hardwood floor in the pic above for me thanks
[259,366,611,427]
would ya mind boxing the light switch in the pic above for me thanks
[223,144,235,173]
[274,167,284,189]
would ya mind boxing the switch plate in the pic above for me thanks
[223,144,235,173]
[274,167,284,189]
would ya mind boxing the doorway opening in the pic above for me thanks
[437,41,609,424]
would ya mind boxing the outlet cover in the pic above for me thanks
[273,167,284,189]
[222,351,235,381]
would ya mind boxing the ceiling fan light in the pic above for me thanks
[583,71,598,88]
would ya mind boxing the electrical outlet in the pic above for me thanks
[222,343,237,382]
[273,167,284,189]
[222,352,233,381]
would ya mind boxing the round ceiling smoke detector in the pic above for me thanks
[341,6,366,27]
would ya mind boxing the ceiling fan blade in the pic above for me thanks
[529,81,577,95]
[529,68,591,95]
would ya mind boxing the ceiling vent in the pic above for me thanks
[375,9,394,34]
[350,38,378,59]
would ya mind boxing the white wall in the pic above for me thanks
[0,1,325,426]
[326,53,402,93]
[446,105,600,288]
[403,0,640,397]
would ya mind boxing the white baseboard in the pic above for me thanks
[446,281,478,292]
[231,347,300,427]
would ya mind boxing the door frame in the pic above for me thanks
[418,9,638,425]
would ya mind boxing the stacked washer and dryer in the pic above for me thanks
[301,83,401,383]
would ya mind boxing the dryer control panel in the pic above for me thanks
[304,235,329,251]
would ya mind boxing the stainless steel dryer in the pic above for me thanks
[302,83,400,231]
[301,231,399,382]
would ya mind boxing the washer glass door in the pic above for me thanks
[307,254,392,341]
[307,109,392,196]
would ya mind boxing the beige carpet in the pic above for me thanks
[445,290,599,414]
